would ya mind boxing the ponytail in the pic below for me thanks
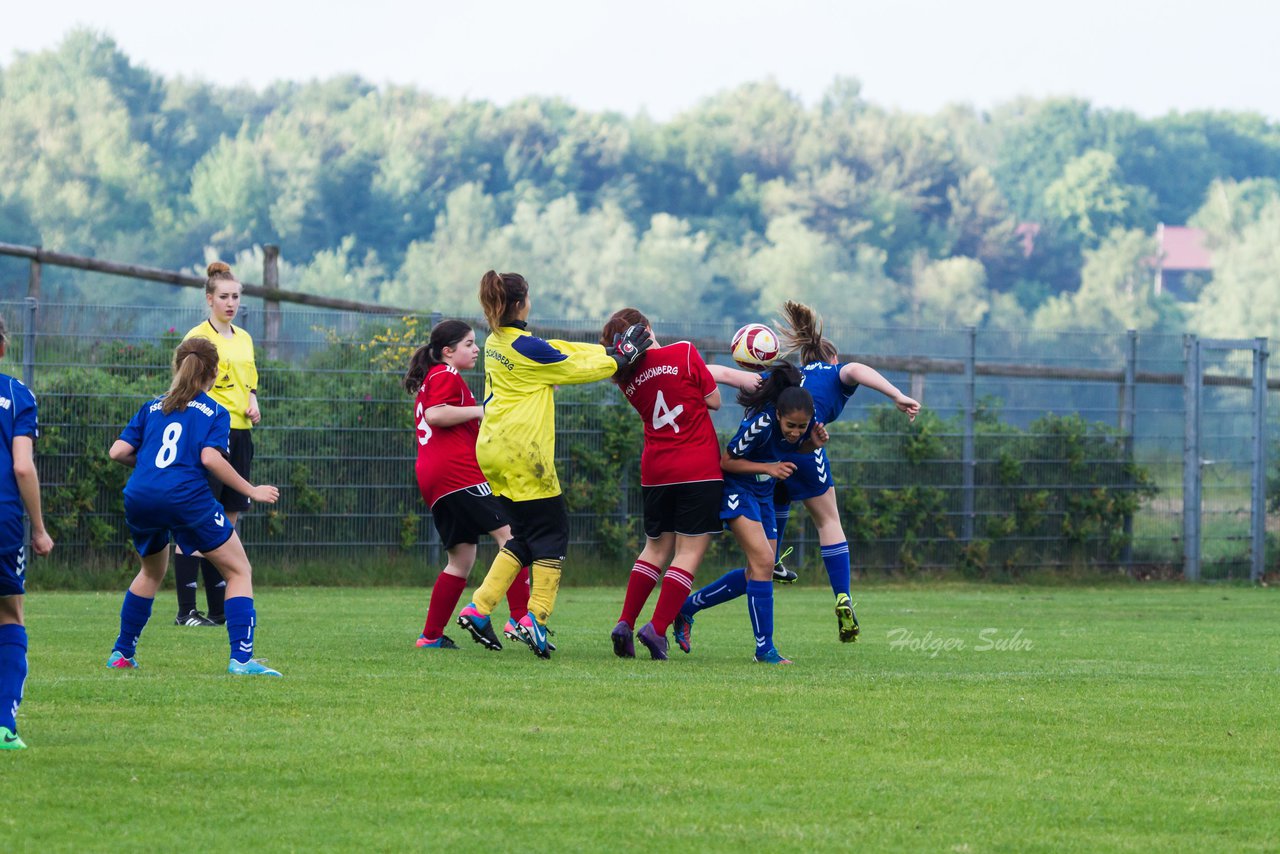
[403,319,474,393]
[779,300,838,365]
[738,361,807,415]
[478,270,529,332]
[162,338,219,415]
[600,307,650,385]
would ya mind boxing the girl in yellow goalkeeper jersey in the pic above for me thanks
[455,270,650,658]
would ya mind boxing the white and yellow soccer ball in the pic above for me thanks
[730,323,781,371]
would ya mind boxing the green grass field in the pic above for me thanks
[6,584,1279,852]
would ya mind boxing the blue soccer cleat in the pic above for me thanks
[106,650,139,669]
[457,604,502,651]
[516,614,552,659]
[416,634,459,649]
[228,658,282,676]
[672,612,694,654]
[754,647,793,665]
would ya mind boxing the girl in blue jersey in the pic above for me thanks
[676,362,828,664]
[771,300,919,642]
[0,315,53,751]
[105,338,283,676]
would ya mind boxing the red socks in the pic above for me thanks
[423,571,468,639]
[619,560,661,628]
[651,566,694,635]
[506,565,531,622]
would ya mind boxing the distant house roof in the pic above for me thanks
[1156,224,1212,271]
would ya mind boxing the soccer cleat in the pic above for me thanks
[456,604,503,651]
[175,610,217,627]
[106,650,139,669]
[0,726,27,750]
[610,620,636,658]
[516,614,552,659]
[772,546,798,584]
[672,612,694,654]
[754,647,793,665]
[506,618,556,652]
[209,613,227,626]
[835,593,860,643]
[636,622,669,661]
[227,658,282,676]
[416,634,459,649]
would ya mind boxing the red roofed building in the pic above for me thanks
[1154,223,1213,299]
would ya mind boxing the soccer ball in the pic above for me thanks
[731,323,781,371]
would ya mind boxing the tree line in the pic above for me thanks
[2,30,1279,340]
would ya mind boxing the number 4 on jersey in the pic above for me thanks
[651,390,684,433]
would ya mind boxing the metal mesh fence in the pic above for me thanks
[1,294,1274,579]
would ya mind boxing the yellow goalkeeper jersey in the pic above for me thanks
[183,321,259,430]
[476,324,617,501]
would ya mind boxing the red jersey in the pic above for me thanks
[414,363,488,507]
[620,341,723,486]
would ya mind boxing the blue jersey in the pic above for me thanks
[0,373,39,553]
[724,404,808,500]
[799,361,858,424]
[763,362,860,502]
[120,392,231,508]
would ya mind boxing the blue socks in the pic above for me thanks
[113,590,154,658]
[821,542,851,598]
[225,596,256,663]
[0,624,27,732]
[746,579,774,656]
[774,503,791,559]
[681,568,747,617]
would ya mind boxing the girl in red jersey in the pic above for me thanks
[405,320,530,649]
[600,308,755,660]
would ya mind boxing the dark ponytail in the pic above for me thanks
[738,361,811,417]
[403,319,474,393]
[478,270,530,332]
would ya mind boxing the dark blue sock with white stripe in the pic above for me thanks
[0,624,27,732]
[773,504,791,560]
[680,568,747,617]
[113,590,153,659]
[821,542,851,598]
[746,579,775,656]
[225,596,256,664]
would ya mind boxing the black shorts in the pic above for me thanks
[643,481,723,538]
[207,428,254,513]
[497,495,569,566]
[431,485,510,550]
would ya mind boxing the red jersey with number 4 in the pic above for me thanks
[620,341,723,486]
[414,364,488,507]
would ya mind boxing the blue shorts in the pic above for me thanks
[775,448,836,504]
[0,548,25,597]
[720,480,778,541]
[125,492,235,557]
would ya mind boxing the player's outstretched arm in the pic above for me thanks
[707,363,762,391]
[839,362,920,421]
[721,450,796,481]
[108,439,138,468]
[201,447,280,504]
[424,404,484,427]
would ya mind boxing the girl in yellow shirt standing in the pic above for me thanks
[173,262,261,627]
[455,270,651,658]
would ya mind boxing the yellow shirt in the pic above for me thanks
[476,325,617,501]
[183,321,259,430]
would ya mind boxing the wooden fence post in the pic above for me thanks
[263,245,281,361]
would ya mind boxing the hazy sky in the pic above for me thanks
[4,0,1278,120]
